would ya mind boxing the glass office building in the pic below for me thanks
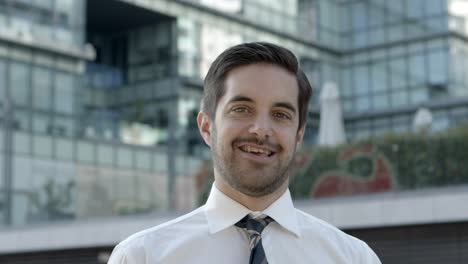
[1,0,468,263]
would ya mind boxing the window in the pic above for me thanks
[32,66,52,110]
[153,152,167,172]
[33,113,50,134]
[391,89,409,107]
[428,49,448,84]
[77,140,94,163]
[368,28,385,45]
[426,0,445,15]
[356,96,371,111]
[136,149,152,171]
[55,138,74,161]
[351,2,366,31]
[117,146,133,168]
[407,0,425,19]
[371,61,388,92]
[387,25,405,42]
[53,116,74,137]
[13,131,29,154]
[54,72,75,114]
[33,134,53,157]
[354,65,370,95]
[14,110,29,131]
[409,54,426,85]
[97,143,114,166]
[389,58,407,89]
[10,62,29,106]
[410,86,429,104]
[341,68,353,96]
[0,60,5,105]
[373,93,390,109]
[385,0,404,24]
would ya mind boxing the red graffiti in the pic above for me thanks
[311,146,394,198]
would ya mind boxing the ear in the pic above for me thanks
[197,111,212,147]
[296,126,305,149]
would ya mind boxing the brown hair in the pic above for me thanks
[202,42,313,130]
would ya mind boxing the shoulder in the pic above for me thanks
[108,206,208,263]
[295,209,381,263]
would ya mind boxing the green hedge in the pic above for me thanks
[290,124,468,198]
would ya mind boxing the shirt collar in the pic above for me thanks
[204,183,301,237]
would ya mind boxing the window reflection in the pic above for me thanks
[10,62,29,107]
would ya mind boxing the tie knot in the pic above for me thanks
[235,214,275,253]
[235,214,274,235]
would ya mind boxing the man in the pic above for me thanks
[108,42,381,264]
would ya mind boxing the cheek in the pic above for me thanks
[276,128,300,148]
[219,120,250,136]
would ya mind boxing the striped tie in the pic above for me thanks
[235,214,274,264]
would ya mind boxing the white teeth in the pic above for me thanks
[241,146,272,156]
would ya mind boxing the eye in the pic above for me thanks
[273,111,291,120]
[231,106,250,113]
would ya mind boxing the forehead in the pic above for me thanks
[221,63,298,107]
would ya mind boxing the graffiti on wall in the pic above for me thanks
[311,145,395,198]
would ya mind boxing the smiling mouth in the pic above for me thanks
[238,145,275,157]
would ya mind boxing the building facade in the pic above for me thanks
[1,0,468,263]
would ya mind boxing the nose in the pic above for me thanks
[248,114,273,140]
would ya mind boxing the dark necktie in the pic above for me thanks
[235,214,274,264]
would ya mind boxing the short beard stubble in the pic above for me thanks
[210,125,297,197]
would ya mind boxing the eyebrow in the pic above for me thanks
[227,95,254,104]
[273,102,296,114]
[227,95,297,114]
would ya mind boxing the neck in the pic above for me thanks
[214,176,288,211]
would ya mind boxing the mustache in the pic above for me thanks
[233,137,281,152]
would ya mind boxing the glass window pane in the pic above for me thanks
[373,93,390,109]
[385,0,404,23]
[356,96,371,111]
[33,135,53,157]
[13,156,31,190]
[77,141,94,163]
[428,49,448,84]
[354,65,369,94]
[391,89,409,107]
[410,86,429,104]
[54,72,75,114]
[426,0,445,15]
[153,152,167,172]
[341,68,352,96]
[0,130,3,151]
[14,110,30,131]
[97,143,114,166]
[54,116,74,137]
[32,113,50,134]
[117,146,133,168]
[10,62,29,106]
[408,0,425,18]
[389,58,406,88]
[32,66,52,110]
[56,138,74,161]
[136,149,152,171]
[352,2,366,30]
[368,29,384,45]
[387,25,405,42]
[371,61,388,92]
[13,131,29,154]
[409,54,426,85]
[0,60,5,105]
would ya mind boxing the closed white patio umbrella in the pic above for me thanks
[318,82,347,146]
[412,107,433,133]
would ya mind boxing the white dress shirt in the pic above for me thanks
[108,184,381,264]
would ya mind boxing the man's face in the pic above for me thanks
[199,63,304,197]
